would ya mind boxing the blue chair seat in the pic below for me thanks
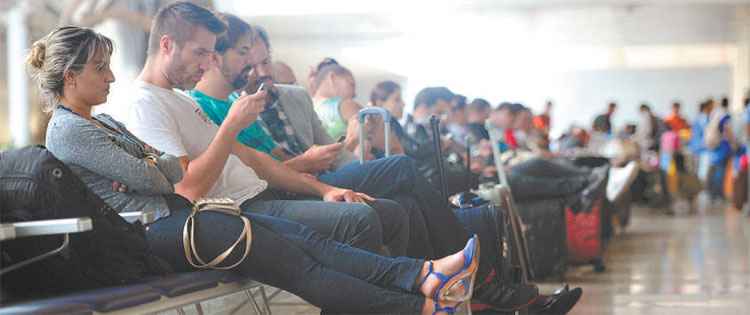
[147,271,224,297]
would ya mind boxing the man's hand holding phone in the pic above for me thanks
[301,142,344,173]
[225,87,267,134]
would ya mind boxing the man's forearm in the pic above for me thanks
[175,125,238,201]
[237,145,332,197]
[283,154,311,173]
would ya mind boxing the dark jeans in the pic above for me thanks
[320,155,470,259]
[240,193,409,257]
[509,158,590,201]
[453,205,501,282]
[146,195,425,314]
[707,161,727,199]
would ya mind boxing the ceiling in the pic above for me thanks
[218,0,749,16]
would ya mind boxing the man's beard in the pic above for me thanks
[256,76,280,109]
[165,58,199,90]
[227,65,252,90]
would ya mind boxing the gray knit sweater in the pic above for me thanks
[45,107,184,220]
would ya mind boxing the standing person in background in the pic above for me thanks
[689,100,714,184]
[664,101,690,134]
[533,101,553,152]
[705,97,735,202]
[533,100,553,137]
[744,93,750,216]
[593,102,617,135]
[635,104,662,153]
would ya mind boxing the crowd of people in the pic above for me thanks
[16,1,750,314]
[561,95,750,215]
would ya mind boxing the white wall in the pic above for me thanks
[552,66,732,134]
[246,3,741,135]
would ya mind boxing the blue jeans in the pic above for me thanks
[240,194,409,256]
[453,205,502,282]
[319,155,470,259]
[147,195,425,313]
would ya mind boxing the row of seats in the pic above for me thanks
[0,216,275,315]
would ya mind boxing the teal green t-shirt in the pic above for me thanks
[188,90,278,156]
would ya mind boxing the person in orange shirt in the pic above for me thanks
[664,101,690,132]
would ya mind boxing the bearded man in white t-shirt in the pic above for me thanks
[106,2,408,256]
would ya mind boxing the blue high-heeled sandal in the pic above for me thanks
[419,235,481,314]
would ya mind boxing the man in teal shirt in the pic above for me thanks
[189,90,278,156]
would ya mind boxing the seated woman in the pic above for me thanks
[31,26,478,315]
[309,58,404,159]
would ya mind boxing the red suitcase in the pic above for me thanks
[565,197,606,272]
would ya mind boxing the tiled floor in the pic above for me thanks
[182,203,750,314]
[555,205,750,315]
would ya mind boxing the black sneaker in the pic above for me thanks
[473,280,539,312]
[527,285,583,315]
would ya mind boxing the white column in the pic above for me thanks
[733,6,750,111]
[6,3,30,147]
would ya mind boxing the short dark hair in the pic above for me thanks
[639,103,651,112]
[468,98,491,111]
[148,1,226,55]
[509,103,526,114]
[413,87,454,109]
[253,24,271,52]
[721,96,729,109]
[453,94,467,107]
[699,100,711,112]
[608,102,617,109]
[214,13,253,54]
[496,102,513,111]
[370,80,401,105]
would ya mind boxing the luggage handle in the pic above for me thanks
[485,120,535,283]
[430,115,450,203]
[486,121,511,188]
[358,107,392,163]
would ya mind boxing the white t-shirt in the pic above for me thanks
[105,80,268,205]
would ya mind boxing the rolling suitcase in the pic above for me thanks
[515,198,568,281]
[357,107,392,163]
[564,178,607,272]
[432,117,535,314]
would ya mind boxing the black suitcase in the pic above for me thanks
[516,198,568,281]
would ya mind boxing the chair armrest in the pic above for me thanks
[11,218,93,239]
[0,224,16,241]
[119,211,157,224]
